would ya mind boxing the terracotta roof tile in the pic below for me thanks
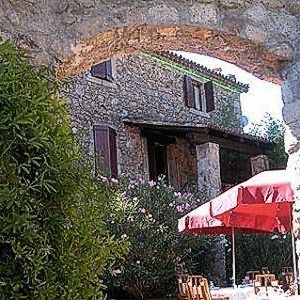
[156,51,249,93]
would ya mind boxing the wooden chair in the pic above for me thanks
[178,274,189,300]
[186,275,229,300]
[281,267,295,295]
[246,270,260,282]
[282,267,293,274]
[254,274,278,295]
[261,267,269,274]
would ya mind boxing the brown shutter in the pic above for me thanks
[91,63,106,79]
[183,75,195,108]
[204,81,215,112]
[106,60,113,82]
[91,60,113,81]
[93,126,118,177]
[108,127,118,177]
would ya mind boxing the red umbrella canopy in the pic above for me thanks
[178,201,269,235]
[210,170,294,233]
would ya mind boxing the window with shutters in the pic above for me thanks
[93,125,118,177]
[184,75,215,113]
[90,60,113,82]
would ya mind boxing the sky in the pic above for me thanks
[176,52,283,131]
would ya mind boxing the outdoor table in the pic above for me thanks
[211,287,253,300]
[211,286,300,299]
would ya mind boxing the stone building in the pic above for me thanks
[63,51,273,196]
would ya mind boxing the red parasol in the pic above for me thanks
[178,170,295,288]
[210,170,294,233]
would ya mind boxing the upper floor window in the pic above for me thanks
[91,60,113,82]
[184,75,215,113]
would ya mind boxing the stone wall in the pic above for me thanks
[168,139,197,190]
[1,0,295,83]
[62,53,244,179]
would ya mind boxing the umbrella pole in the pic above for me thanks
[232,227,236,288]
[292,231,298,294]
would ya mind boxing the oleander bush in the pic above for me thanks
[102,176,214,299]
[0,41,128,299]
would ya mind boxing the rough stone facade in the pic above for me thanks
[196,142,226,286]
[196,142,221,199]
[62,53,245,190]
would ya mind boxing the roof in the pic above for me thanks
[123,119,274,155]
[152,51,249,93]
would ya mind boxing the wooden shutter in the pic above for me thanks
[106,60,113,81]
[204,81,215,112]
[183,75,195,108]
[109,127,118,177]
[91,60,113,81]
[91,63,106,79]
[93,126,118,177]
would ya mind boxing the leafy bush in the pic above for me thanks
[102,176,213,299]
[0,41,128,299]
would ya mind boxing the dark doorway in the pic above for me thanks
[147,140,168,182]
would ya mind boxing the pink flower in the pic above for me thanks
[99,175,108,182]
[111,178,118,184]
[176,205,184,213]
[148,180,156,187]
[112,269,122,276]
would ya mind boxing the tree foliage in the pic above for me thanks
[0,41,127,299]
[248,113,288,169]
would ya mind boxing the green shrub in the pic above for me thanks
[0,41,128,299]
[232,233,292,281]
[102,176,213,299]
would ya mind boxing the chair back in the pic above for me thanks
[178,274,189,299]
[282,267,293,274]
[246,270,260,281]
[283,272,294,285]
[186,275,212,300]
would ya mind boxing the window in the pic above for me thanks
[93,125,118,177]
[147,140,168,182]
[90,60,113,82]
[193,83,204,111]
[184,75,215,113]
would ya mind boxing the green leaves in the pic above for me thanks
[104,177,212,299]
[0,41,126,299]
